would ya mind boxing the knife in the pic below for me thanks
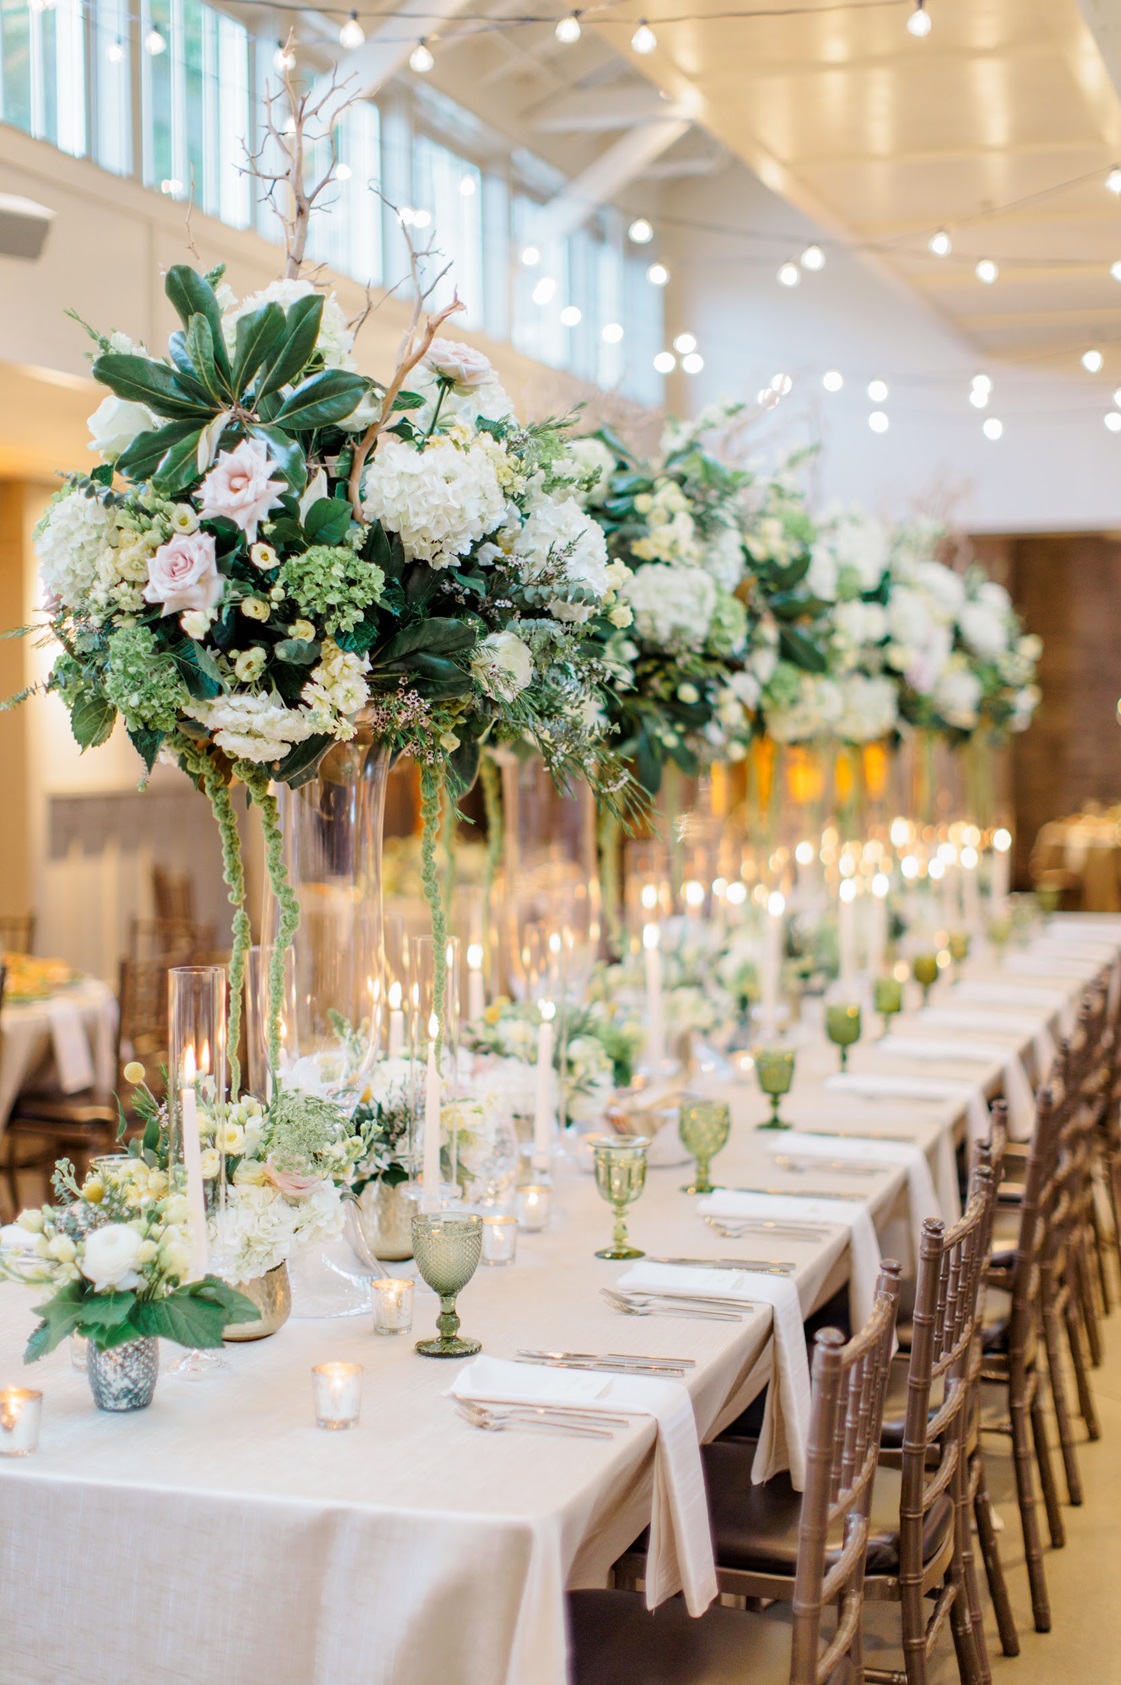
[645,1256,796,1275]
[513,1355,689,1375]
[517,1349,697,1368]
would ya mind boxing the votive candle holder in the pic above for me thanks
[371,1278,414,1336]
[312,1362,363,1429]
[0,1387,42,1456]
[481,1214,518,1266]
[516,1184,552,1232]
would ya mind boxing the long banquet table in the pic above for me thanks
[1,917,1118,1685]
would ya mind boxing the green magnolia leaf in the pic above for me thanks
[448,737,481,791]
[272,733,335,787]
[164,265,232,380]
[273,369,367,431]
[303,496,351,546]
[172,641,222,701]
[71,690,116,750]
[635,727,664,795]
[778,624,828,674]
[116,418,201,482]
[152,427,206,495]
[189,1277,260,1324]
[167,330,196,379]
[257,295,325,397]
[92,352,215,420]
[274,638,320,665]
[185,313,227,405]
[132,1292,226,1349]
[231,301,285,396]
[362,520,397,578]
[247,425,307,496]
[374,619,476,665]
[128,726,164,773]
[764,555,811,592]
[391,390,426,411]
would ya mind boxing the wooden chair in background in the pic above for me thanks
[0,915,35,954]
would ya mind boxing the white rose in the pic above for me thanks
[79,1222,145,1293]
[423,338,494,391]
[87,395,157,460]
[470,630,534,701]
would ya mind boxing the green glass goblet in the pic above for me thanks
[948,930,971,978]
[592,1136,648,1260]
[411,1213,483,1358]
[825,1002,862,1071]
[755,1046,795,1130]
[873,974,903,1038]
[985,911,1012,957]
[678,1099,731,1194]
[912,951,940,1005]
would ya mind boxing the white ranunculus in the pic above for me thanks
[34,488,117,611]
[362,433,507,569]
[934,662,983,728]
[470,630,534,701]
[80,1222,145,1293]
[87,395,157,460]
[959,601,1008,661]
[621,562,717,649]
[513,499,611,621]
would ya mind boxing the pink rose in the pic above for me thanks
[143,531,223,616]
[196,438,285,542]
[263,1158,323,1200]
[423,339,494,391]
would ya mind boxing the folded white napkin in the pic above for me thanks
[453,1354,716,1614]
[619,1262,811,1492]
[952,980,1076,1037]
[825,1070,990,1158]
[46,1000,95,1093]
[776,1129,948,1236]
[697,1188,882,1326]
[1046,920,1121,943]
[1005,954,1103,978]
[875,1038,1035,1140]
[916,1007,1057,1078]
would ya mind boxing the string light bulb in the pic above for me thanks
[673,332,697,354]
[272,38,295,71]
[1108,165,1121,195]
[682,352,704,374]
[602,322,624,343]
[777,260,801,287]
[631,19,657,52]
[982,417,1003,440]
[1105,412,1121,432]
[559,304,581,326]
[409,38,434,72]
[867,378,888,402]
[106,37,124,61]
[1111,261,1121,282]
[335,162,352,181]
[772,372,793,395]
[800,244,825,271]
[822,369,843,391]
[868,410,889,433]
[339,10,365,49]
[972,373,992,394]
[906,0,931,35]
[929,227,951,256]
[458,173,476,196]
[520,245,540,267]
[1082,348,1104,373]
[757,387,779,410]
[646,261,669,286]
[531,276,556,305]
[653,350,676,374]
[555,11,582,43]
[975,258,998,284]
[969,385,989,409]
[145,25,167,54]
[628,217,653,244]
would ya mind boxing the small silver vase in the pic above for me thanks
[87,1337,159,1412]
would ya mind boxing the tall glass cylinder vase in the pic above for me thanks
[167,965,228,1379]
[262,722,390,1317]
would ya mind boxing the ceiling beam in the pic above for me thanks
[529,118,691,243]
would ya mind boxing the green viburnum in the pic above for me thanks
[103,623,189,732]
[278,545,384,637]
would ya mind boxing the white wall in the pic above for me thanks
[662,160,1121,533]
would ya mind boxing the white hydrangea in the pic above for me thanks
[361,433,507,569]
[934,661,983,729]
[35,489,118,611]
[825,508,890,594]
[209,1179,344,1283]
[805,544,838,603]
[767,673,844,743]
[222,278,355,370]
[836,673,898,743]
[301,640,371,737]
[959,600,1009,661]
[621,562,717,649]
[513,498,611,622]
[912,559,965,622]
[834,598,888,652]
[702,523,746,590]
[185,693,317,762]
[568,436,615,504]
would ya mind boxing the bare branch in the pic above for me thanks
[183,168,202,263]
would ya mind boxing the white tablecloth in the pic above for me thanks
[0,978,117,1133]
[0,919,1109,1685]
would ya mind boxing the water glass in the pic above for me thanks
[591,1136,648,1260]
[0,1387,41,1456]
[755,1046,795,1129]
[412,1213,483,1358]
[371,1277,414,1335]
[678,1099,731,1194]
[873,975,903,1036]
[825,1002,862,1071]
[481,1215,518,1266]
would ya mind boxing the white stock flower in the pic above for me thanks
[35,489,117,611]
[470,630,534,701]
[87,395,157,460]
[79,1222,145,1293]
[186,693,316,762]
[513,498,611,621]
[301,639,371,735]
[361,434,507,569]
[621,562,717,649]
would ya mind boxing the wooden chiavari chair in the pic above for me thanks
[0,914,35,954]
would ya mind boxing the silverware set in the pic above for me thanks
[515,1348,696,1377]
[770,1154,892,1178]
[646,1254,796,1276]
[455,1398,628,1439]
[703,1216,835,1242]
[792,1127,916,1146]
[715,1183,867,1203]
[600,1286,750,1321]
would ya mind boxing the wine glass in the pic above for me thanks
[592,1136,648,1259]
[755,1046,795,1130]
[947,930,971,978]
[873,974,903,1038]
[825,1002,862,1071]
[678,1099,730,1194]
[912,951,940,1004]
[411,1213,483,1358]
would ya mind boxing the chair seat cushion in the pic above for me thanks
[568,1590,850,1685]
[702,1440,953,1577]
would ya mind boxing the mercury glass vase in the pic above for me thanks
[264,722,390,1318]
[87,1337,159,1412]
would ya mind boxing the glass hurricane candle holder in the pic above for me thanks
[312,1362,363,1429]
[678,1099,731,1194]
[371,1277,414,1336]
[515,1184,552,1232]
[412,1213,483,1358]
[481,1215,518,1266]
[591,1136,648,1260]
[755,1046,795,1130]
[873,975,903,1037]
[0,1387,41,1456]
[825,1002,862,1071]
[912,952,940,1004]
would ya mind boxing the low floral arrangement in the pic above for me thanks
[0,1158,256,1359]
[593,918,746,1056]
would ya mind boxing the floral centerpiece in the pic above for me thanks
[465,995,643,1127]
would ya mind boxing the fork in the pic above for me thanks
[454,1399,619,1438]
[771,1155,889,1177]
[703,1216,832,1241]
[600,1288,745,1321]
